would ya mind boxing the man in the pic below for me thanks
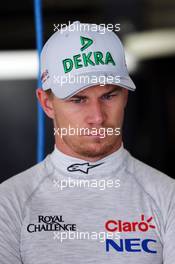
[0,21,174,264]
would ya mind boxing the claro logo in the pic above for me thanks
[105,215,157,254]
[105,214,155,232]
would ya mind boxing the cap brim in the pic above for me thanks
[50,71,136,99]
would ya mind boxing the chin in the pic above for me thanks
[75,139,117,158]
[62,135,121,159]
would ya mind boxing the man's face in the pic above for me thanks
[49,84,128,160]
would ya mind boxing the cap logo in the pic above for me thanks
[62,35,116,74]
[80,36,93,51]
[41,69,49,84]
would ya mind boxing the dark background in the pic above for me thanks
[0,0,175,183]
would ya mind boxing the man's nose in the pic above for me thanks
[86,101,105,125]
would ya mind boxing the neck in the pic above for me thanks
[49,141,128,179]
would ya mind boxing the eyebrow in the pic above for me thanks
[102,87,122,96]
[70,86,122,99]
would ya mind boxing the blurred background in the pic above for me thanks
[0,0,175,183]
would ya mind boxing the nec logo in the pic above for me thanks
[106,238,157,254]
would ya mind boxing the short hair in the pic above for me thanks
[45,89,54,100]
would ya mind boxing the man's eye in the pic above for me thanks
[71,98,85,104]
[102,94,116,100]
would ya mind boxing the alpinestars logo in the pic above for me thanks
[105,214,157,254]
[67,162,104,174]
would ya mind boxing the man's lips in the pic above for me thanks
[83,133,107,137]
[87,133,104,136]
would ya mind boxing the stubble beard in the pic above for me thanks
[61,133,122,159]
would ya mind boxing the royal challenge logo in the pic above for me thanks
[27,215,76,233]
[62,36,116,73]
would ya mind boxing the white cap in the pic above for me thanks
[41,21,136,99]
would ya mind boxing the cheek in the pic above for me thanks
[104,113,123,132]
[54,108,83,128]
[107,102,125,122]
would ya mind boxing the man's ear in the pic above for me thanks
[36,88,55,119]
